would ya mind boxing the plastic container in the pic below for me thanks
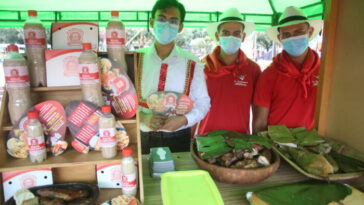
[26,111,47,163]
[99,105,117,158]
[24,10,47,87]
[121,147,137,196]
[78,43,104,106]
[106,11,127,73]
[161,170,224,205]
[3,45,32,125]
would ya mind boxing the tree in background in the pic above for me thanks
[256,31,272,52]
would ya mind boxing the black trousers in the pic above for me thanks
[141,128,191,154]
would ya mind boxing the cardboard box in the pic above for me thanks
[51,22,99,50]
[45,49,83,87]
[2,168,53,201]
[96,163,122,188]
[96,162,138,189]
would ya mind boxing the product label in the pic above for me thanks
[100,128,116,147]
[4,65,30,87]
[27,136,46,155]
[79,63,100,84]
[111,93,137,119]
[24,29,46,47]
[111,76,129,96]
[68,102,94,127]
[122,172,137,189]
[106,28,125,48]
[75,124,97,144]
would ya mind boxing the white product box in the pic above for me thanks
[96,163,122,188]
[45,49,83,87]
[51,22,99,50]
[2,168,53,201]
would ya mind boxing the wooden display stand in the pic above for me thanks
[0,52,144,203]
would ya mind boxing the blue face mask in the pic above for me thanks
[153,21,179,45]
[219,36,242,55]
[281,34,309,56]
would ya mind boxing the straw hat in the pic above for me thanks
[266,6,323,43]
[207,8,255,41]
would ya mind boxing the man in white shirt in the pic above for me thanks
[137,0,210,154]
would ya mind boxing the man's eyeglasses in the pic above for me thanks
[156,16,180,26]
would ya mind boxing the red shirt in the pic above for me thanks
[254,48,320,129]
[198,46,261,135]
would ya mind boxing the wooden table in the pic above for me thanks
[142,152,364,205]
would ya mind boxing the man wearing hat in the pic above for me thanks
[136,0,210,154]
[253,6,323,133]
[197,8,261,135]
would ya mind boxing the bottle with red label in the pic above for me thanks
[121,147,137,196]
[99,105,117,158]
[3,45,33,125]
[24,10,47,87]
[106,11,128,73]
[26,111,47,163]
[78,43,104,107]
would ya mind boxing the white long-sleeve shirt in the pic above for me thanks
[136,44,211,132]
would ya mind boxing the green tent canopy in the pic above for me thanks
[0,0,325,30]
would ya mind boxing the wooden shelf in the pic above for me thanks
[31,86,81,92]
[0,143,137,172]
[2,117,137,131]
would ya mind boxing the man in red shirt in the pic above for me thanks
[253,6,323,133]
[198,8,261,135]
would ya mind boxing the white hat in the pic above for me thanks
[266,6,323,43]
[207,8,255,41]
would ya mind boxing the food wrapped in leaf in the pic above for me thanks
[268,125,297,147]
[287,147,334,176]
[329,151,364,173]
[294,129,325,146]
[326,139,364,162]
[196,136,232,159]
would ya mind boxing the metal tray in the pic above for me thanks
[273,146,364,181]
[5,182,99,205]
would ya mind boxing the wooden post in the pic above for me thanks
[315,0,339,136]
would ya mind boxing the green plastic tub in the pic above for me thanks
[161,170,224,205]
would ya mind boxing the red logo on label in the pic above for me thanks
[67,28,84,46]
[21,175,36,188]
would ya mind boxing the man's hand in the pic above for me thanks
[160,115,188,132]
[252,105,269,134]
[140,112,167,131]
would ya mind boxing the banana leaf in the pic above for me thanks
[295,129,325,146]
[268,125,296,144]
[230,138,253,150]
[242,135,273,149]
[257,131,269,138]
[309,143,332,154]
[204,129,230,137]
[290,126,307,135]
[199,146,232,159]
[196,135,225,150]
[324,154,339,172]
[287,147,334,177]
[196,135,232,159]
[252,180,352,205]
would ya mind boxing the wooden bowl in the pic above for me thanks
[190,139,280,184]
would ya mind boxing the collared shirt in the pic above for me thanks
[137,44,211,132]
